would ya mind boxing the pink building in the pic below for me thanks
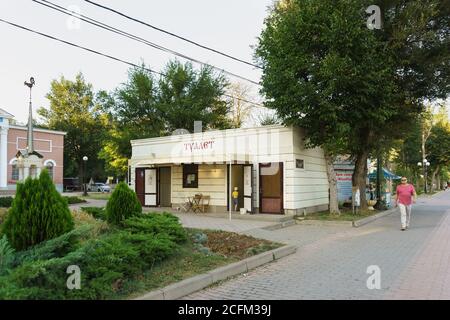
[0,108,66,192]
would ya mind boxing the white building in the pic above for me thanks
[128,125,329,215]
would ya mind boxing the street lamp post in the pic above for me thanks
[83,156,88,196]
[417,159,431,193]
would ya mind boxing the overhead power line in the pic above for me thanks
[32,0,260,86]
[0,18,265,108]
[83,0,262,70]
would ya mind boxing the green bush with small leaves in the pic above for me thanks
[0,235,15,274]
[81,207,106,220]
[105,182,141,225]
[121,213,187,244]
[0,212,185,299]
[1,170,74,250]
[63,196,87,205]
[0,197,13,208]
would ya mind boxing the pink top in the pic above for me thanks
[396,184,416,205]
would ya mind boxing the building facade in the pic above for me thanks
[129,125,329,215]
[0,108,65,192]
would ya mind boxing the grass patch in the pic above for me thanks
[124,240,232,299]
[125,228,282,299]
[302,208,380,221]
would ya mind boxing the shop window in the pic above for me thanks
[183,164,198,188]
[296,159,305,169]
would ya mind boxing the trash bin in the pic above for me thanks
[240,208,247,215]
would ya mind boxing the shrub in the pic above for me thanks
[122,213,187,244]
[64,196,87,205]
[191,231,208,244]
[105,182,141,225]
[0,235,15,274]
[0,197,13,208]
[2,170,74,251]
[71,210,97,226]
[0,208,8,225]
[0,223,180,299]
[11,224,94,267]
[81,207,106,220]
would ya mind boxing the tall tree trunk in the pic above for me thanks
[437,174,441,190]
[431,165,440,192]
[352,150,369,210]
[324,150,340,215]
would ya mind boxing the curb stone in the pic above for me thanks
[262,219,296,230]
[271,245,297,259]
[352,208,397,227]
[208,261,247,283]
[295,219,353,227]
[163,274,213,300]
[132,244,297,300]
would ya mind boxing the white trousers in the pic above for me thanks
[398,203,412,228]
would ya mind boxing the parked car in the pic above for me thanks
[88,183,111,193]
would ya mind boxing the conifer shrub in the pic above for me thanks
[2,170,74,251]
[0,208,8,225]
[122,213,187,244]
[0,197,13,208]
[63,196,87,204]
[105,182,141,225]
[0,218,181,299]
[0,235,15,274]
[81,207,106,220]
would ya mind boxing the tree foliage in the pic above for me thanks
[105,182,142,225]
[1,170,74,251]
[99,60,232,177]
[256,0,449,208]
[38,73,108,179]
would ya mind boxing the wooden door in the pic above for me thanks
[259,162,283,214]
[135,168,145,206]
[158,167,171,207]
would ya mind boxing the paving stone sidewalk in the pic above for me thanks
[184,191,450,300]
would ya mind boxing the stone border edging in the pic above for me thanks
[262,219,297,230]
[295,219,353,227]
[352,207,397,227]
[133,245,297,300]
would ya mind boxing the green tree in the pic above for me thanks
[98,66,164,178]
[2,170,74,250]
[105,182,142,225]
[158,60,232,132]
[256,0,449,210]
[38,73,108,180]
[426,108,450,190]
[99,60,232,177]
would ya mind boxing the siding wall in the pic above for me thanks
[284,127,329,211]
[171,164,227,207]
[130,125,329,213]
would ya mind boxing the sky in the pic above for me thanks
[0,0,274,124]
